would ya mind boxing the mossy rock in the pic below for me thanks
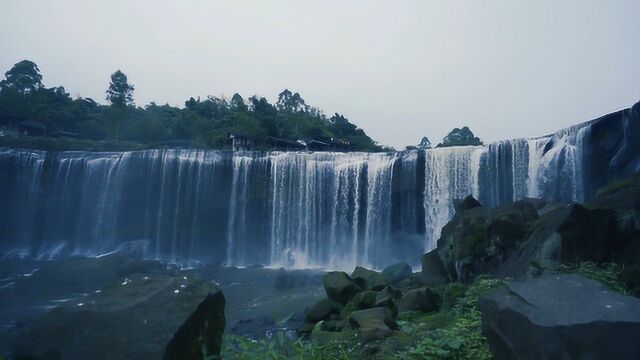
[341,290,377,317]
[438,282,468,309]
[352,266,389,290]
[375,287,401,318]
[398,287,439,313]
[323,271,361,305]
[348,307,399,331]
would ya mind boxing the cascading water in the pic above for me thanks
[1,111,632,269]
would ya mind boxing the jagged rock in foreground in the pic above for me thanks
[480,274,640,360]
[14,273,224,360]
[163,291,225,360]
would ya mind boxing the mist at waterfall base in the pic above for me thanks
[1,104,639,270]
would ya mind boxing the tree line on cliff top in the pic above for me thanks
[0,60,383,151]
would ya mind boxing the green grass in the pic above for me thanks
[221,333,356,360]
[396,277,505,360]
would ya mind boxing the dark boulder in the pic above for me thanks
[322,271,361,305]
[495,203,622,279]
[163,291,225,360]
[480,274,640,360]
[398,287,439,313]
[14,273,223,360]
[381,262,413,284]
[453,195,482,213]
[418,249,449,286]
[351,266,389,290]
[304,299,342,324]
[438,200,539,282]
[341,290,378,316]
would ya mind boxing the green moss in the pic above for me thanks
[437,282,468,309]
[456,222,489,259]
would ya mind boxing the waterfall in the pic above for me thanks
[0,114,621,269]
[423,146,481,251]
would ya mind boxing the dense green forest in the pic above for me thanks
[0,60,383,151]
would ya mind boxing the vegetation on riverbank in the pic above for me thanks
[220,262,630,360]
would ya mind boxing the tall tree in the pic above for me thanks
[0,60,44,95]
[276,89,308,112]
[106,70,134,107]
[105,70,134,140]
[230,93,247,111]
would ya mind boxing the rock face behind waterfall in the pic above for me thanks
[435,174,640,285]
[582,100,640,196]
[480,274,640,360]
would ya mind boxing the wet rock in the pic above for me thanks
[398,287,439,313]
[381,262,413,284]
[480,274,640,360]
[323,272,361,305]
[163,291,225,360]
[351,266,388,290]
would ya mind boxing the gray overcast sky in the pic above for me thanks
[1,1,639,148]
